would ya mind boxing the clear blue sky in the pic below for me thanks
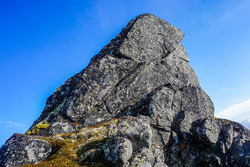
[1,0,250,145]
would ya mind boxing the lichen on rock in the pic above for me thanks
[0,133,52,167]
[26,120,50,135]
[0,13,249,167]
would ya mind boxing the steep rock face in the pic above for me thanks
[32,14,202,136]
[0,14,249,167]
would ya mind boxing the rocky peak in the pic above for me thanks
[0,14,249,167]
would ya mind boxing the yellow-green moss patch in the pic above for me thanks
[26,120,50,135]
[21,118,118,167]
[222,119,232,125]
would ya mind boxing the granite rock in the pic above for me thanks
[0,14,249,167]
[104,137,133,166]
[0,133,51,167]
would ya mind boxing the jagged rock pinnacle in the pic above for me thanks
[0,14,249,167]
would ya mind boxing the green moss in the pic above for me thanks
[21,118,118,167]
[131,99,140,105]
[113,119,118,124]
[26,120,50,135]
[134,157,147,166]
[25,99,69,136]
[233,138,241,142]
[222,119,231,125]
[77,138,108,157]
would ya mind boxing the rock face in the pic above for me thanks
[0,14,249,167]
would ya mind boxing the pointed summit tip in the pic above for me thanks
[115,13,185,62]
[90,13,184,63]
[1,13,249,167]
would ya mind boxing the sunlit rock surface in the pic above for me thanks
[0,14,249,167]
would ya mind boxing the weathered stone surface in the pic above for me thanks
[28,13,192,136]
[118,14,184,62]
[117,116,152,150]
[191,118,220,144]
[26,115,77,137]
[151,146,165,167]
[165,118,250,167]
[1,13,249,167]
[104,137,133,166]
[0,133,51,167]
[130,148,154,167]
[174,86,214,135]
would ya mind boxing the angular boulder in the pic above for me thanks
[117,116,152,150]
[104,137,133,166]
[0,133,52,167]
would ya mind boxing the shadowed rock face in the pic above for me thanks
[0,14,249,167]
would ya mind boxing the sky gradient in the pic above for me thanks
[1,0,250,145]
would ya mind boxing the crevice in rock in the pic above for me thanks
[103,102,113,116]
[111,52,134,61]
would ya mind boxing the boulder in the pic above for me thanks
[117,116,152,150]
[104,137,133,166]
[0,133,51,167]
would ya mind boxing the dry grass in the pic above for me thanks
[21,118,118,167]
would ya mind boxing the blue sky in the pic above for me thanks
[1,0,250,145]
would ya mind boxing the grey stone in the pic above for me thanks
[191,118,220,144]
[28,14,191,136]
[0,133,52,167]
[117,116,152,150]
[131,148,155,167]
[1,13,250,167]
[104,137,133,166]
[176,86,214,135]
[118,14,184,62]
[151,145,165,167]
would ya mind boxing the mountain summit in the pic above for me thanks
[0,14,249,167]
